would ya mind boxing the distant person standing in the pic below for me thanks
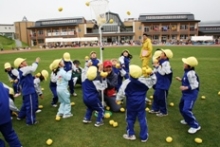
[140,33,153,69]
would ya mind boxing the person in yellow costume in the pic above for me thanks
[140,33,153,69]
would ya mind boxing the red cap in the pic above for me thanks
[103,60,112,67]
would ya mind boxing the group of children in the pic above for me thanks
[1,48,201,145]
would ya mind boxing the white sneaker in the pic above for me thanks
[180,120,187,125]
[52,104,57,107]
[36,109,42,113]
[188,126,201,134]
[73,93,77,96]
[141,138,148,142]
[63,114,73,119]
[123,134,136,141]
[156,113,168,117]
[83,119,91,124]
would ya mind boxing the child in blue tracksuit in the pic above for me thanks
[87,51,101,68]
[118,49,132,89]
[63,52,77,96]
[54,59,73,119]
[111,58,126,92]
[49,63,58,107]
[149,49,173,117]
[14,57,40,125]
[116,65,156,142]
[82,66,107,127]
[4,62,21,97]
[0,82,22,147]
[176,56,201,134]
[33,70,49,113]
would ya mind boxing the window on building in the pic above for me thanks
[5,27,7,29]
[38,30,44,35]
[139,36,142,40]
[171,24,177,31]
[171,35,177,39]
[152,25,159,31]
[152,35,159,40]
[180,24,188,30]
[180,35,187,39]
[190,24,195,31]
[38,39,44,44]
[139,26,141,30]
[144,26,150,32]
[9,27,11,29]
[162,25,169,31]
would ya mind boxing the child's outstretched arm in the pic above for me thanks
[20,57,40,76]
[116,79,130,101]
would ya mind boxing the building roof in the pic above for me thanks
[139,12,193,15]
[0,24,14,26]
[27,23,78,29]
[138,12,200,23]
[37,17,84,22]
[199,21,220,27]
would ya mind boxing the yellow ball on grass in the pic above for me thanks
[166,136,173,143]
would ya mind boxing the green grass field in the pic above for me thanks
[0,46,220,147]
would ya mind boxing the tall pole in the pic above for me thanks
[99,25,105,107]
[99,25,103,62]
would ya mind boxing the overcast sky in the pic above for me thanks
[0,0,219,24]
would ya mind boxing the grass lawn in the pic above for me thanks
[0,46,220,147]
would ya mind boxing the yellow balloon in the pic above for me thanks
[109,19,114,23]
[127,11,131,15]
[58,7,63,12]
[85,2,90,6]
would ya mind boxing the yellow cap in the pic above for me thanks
[153,50,162,59]
[14,58,26,68]
[86,66,97,80]
[161,49,173,59]
[90,51,96,55]
[63,52,71,61]
[52,59,62,70]
[4,62,11,69]
[129,65,142,78]
[41,70,49,81]
[182,56,198,67]
[35,73,41,77]
[49,63,53,71]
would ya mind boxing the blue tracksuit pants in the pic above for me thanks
[68,78,75,95]
[12,82,20,94]
[57,88,71,116]
[83,99,104,123]
[0,121,22,147]
[179,90,200,128]
[50,85,58,105]
[126,109,148,140]
[18,93,37,125]
[152,88,168,114]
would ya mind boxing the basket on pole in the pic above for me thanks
[88,0,109,107]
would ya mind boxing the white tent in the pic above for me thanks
[191,36,214,41]
[45,37,98,43]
